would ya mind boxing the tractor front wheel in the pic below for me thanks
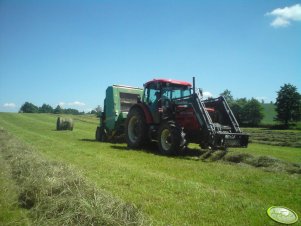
[125,107,148,148]
[158,121,185,155]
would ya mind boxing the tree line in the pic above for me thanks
[220,83,300,127]
[219,90,264,126]
[19,83,300,127]
[19,102,82,114]
[19,102,102,115]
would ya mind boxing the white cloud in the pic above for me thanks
[271,17,290,27]
[3,103,16,108]
[58,101,85,108]
[266,4,301,28]
[203,91,213,99]
[69,101,85,107]
[58,102,66,107]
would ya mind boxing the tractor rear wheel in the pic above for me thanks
[125,107,148,148]
[158,121,185,155]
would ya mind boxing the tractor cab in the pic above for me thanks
[142,79,192,123]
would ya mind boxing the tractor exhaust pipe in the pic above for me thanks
[193,76,196,95]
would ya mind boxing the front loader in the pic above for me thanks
[125,77,249,154]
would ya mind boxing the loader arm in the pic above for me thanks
[176,89,249,150]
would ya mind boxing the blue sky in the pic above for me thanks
[1,0,300,112]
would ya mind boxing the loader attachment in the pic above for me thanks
[189,90,249,150]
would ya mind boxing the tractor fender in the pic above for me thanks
[129,103,153,124]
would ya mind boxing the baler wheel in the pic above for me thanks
[95,127,101,141]
[100,127,107,142]
[96,126,107,142]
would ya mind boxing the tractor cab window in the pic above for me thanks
[143,82,191,104]
[149,89,159,104]
[143,83,160,105]
[161,85,191,100]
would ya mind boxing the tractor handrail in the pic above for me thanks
[172,92,215,133]
[189,90,215,133]
[203,96,241,133]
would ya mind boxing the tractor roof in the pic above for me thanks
[144,79,192,87]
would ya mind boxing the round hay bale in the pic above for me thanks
[56,117,74,131]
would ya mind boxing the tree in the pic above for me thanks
[275,84,301,126]
[220,89,234,104]
[53,105,63,114]
[90,110,97,114]
[64,108,80,115]
[39,104,53,113]
[229,98,264,126]
[230,98,247,124]
[19,102,39,113]
[94,105,103,117]
[95,105,102,113]
[242,98,264,126]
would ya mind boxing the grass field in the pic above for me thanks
[259,103,301,129]
[243,128,301,148]
[261,103,276,125]
[0,113,300,225]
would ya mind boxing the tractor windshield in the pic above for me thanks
[143,82,191,105]
[162,85,191,100]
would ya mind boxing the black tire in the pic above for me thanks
[95,126,101,141]
[125,107,148,148]
[158,121,185,155]
[96,126,107,142]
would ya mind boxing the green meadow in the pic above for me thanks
[260,103,276,125]
[0,113,300,225]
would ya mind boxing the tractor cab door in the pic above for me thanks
[143,83,163,124]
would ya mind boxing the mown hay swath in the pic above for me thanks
[0,128,149,226]
[56,117,74,131]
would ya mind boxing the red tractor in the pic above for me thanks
[125,77,249,155]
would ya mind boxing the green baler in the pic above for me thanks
[96,85,143,142]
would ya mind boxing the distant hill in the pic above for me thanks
[261,103,276,125]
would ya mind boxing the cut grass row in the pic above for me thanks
[0,152,31,225]
[183,147,301,174]
[243,127,301,148]
[0,128,148,225]
[0,113,300,225]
